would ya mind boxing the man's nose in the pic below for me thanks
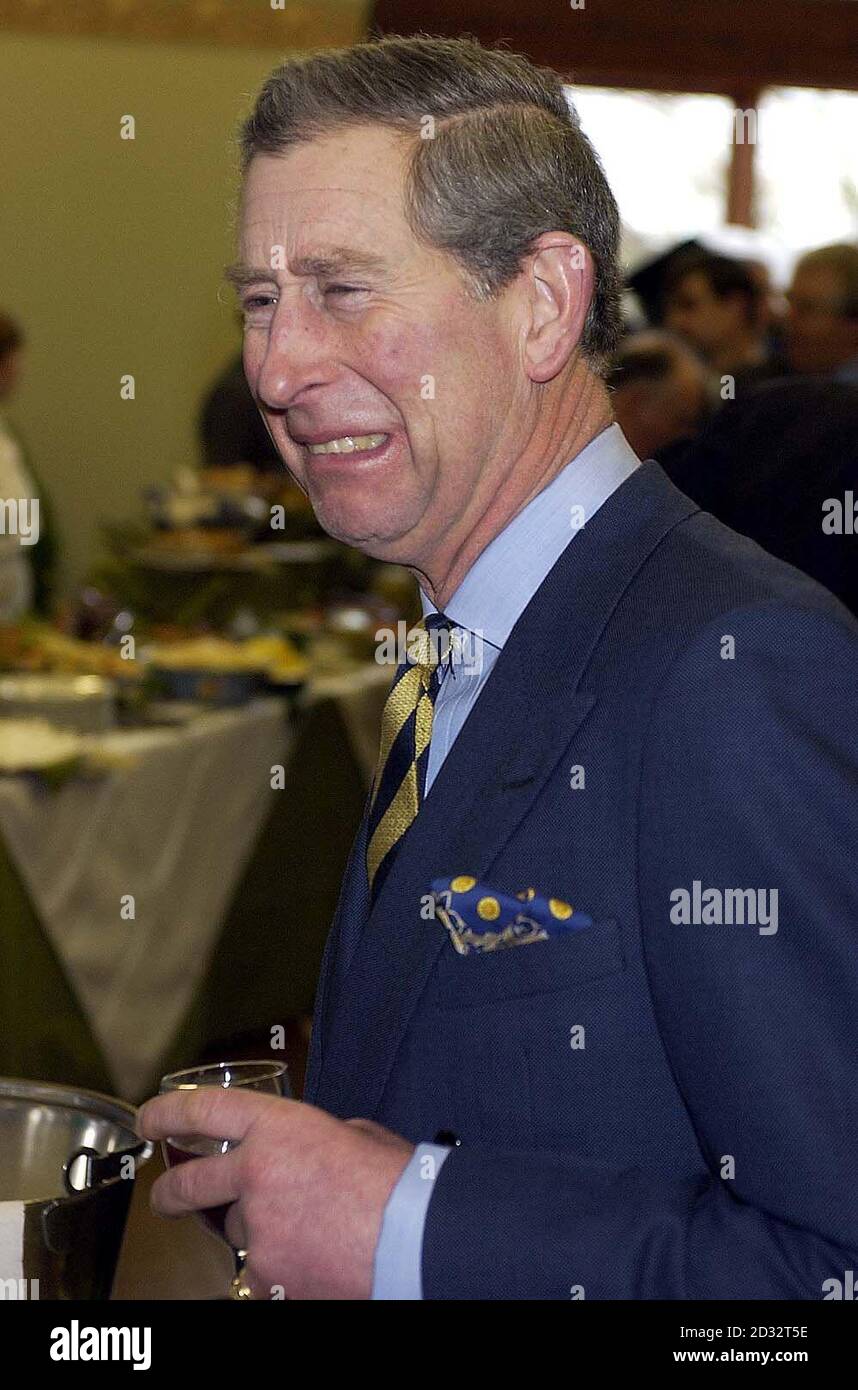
[254,303,336,409]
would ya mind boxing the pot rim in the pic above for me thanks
[0,1076,153,1207]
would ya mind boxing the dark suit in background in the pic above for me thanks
[658,377,858,619]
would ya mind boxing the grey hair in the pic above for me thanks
[239,35,622,369]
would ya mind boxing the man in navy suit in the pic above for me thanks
[141,36,858,1299]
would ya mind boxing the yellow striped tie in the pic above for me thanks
[366,614,452,903]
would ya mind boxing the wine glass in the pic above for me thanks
[159,1059,289,1299]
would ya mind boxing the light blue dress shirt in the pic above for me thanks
[371,423,641,1299]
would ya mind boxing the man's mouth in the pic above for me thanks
[303,433,388,456]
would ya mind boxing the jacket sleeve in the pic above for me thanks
[421,601,858,1299]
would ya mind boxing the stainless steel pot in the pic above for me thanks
[0,1078,153,1300]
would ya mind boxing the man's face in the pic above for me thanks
[786,264,858,374]
[664,271,743,359]
[235,126,522,566]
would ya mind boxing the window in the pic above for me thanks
[566,87,734,241]
[755,87,858,250]
[565,83,858,260]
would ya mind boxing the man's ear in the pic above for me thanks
[520,233,595,383]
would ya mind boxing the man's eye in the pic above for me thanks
[324,284,363,297]
[243,294,276,310]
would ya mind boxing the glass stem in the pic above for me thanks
[229,1248,252,1300]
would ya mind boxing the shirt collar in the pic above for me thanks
[420,423,640,649]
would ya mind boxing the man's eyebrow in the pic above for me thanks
[223,263,274,290]
[224,248,387,289]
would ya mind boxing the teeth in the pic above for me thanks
[307,433,386,455]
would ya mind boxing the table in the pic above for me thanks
[0,665,390,1101]
[0,702,288,1098]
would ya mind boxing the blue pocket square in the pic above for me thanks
[429,875,593,955]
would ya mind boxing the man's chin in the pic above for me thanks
[308,494,421,558]
[317,522,413,561]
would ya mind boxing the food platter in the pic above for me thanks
[129,540,338,573]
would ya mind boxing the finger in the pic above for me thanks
[138,1089,293,1143]
[150,1150,242,1219]
[223,1205,248,1253]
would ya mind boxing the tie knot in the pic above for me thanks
[410,613,453,671]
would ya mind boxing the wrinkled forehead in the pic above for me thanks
[238,127,413,265]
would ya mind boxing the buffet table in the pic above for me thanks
[0,701,288,1099]
[0,665,390,1101]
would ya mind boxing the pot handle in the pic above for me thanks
[63,1141,149,1194]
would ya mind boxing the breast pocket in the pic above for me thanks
[427,921,626,1148]
[431,918,624,1009]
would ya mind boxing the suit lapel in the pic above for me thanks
[315,678,594,1116]
[313,462,698,1117]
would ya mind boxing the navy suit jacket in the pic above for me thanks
[305,461,858,1299]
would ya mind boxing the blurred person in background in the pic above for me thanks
[199,345,283,474]
[661,376,858,620]
[607,330,708,461]
[786,243,858,381]
[664,250,783,392]
[0,311,55,619]
[199,337,326,530]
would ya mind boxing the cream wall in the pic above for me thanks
[0,31,298,594]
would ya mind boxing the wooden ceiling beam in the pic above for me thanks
[0,0,366,51]
[371,0,858,93]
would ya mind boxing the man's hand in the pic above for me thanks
[137,1091,414,1299]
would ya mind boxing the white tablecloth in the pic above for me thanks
[0,700,289,1099]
